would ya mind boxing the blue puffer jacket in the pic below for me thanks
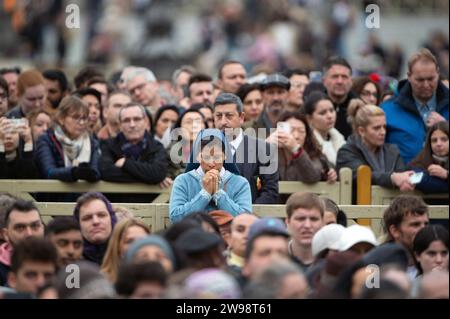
[412,168,449,194]
[381,80,449,164]
[35,128,101,181]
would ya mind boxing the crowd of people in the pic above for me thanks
[0,45,448,299]
[0,192,447,299]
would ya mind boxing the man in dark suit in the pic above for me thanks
[213,93,279,204]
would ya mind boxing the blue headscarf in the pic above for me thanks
[184,128,240,175]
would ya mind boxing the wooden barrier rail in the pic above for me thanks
[35,202,448,234]
[356,165,449,205]
[0,167,353,204]
[371,186,449,205]
[0,180,172,203]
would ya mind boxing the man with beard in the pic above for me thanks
[0,200,45,286]
[383,195,429,279]
[322,57,355,139]
[42,69,69,115]
[252,74,291,138]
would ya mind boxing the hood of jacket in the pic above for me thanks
[185,128,240,175]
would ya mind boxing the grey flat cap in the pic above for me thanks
[261,73,291,90]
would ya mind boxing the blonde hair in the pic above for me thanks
[408,48,439,74]
[100,218,150,283]
[347,100,385,135]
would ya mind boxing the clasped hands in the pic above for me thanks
[202,169,221,195]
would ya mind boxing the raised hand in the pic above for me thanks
[203,169,219,195]
[265,130,279,146]
[278,131,300,153]
[17,120,32,144]
[0,117,13,141]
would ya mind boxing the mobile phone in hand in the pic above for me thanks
[277,121,291,134]
[10,118,27,127]
[409,172,423,184]
[309,71,323,83]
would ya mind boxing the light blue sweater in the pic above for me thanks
[169,169,252,223]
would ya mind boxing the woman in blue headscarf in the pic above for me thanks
[169,129,252,223]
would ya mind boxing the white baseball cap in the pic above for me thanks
[337,224,377,252]
[312,224,346,257]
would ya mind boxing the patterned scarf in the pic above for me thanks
[54,125,91,167]
[432,154,449,170]
[118,131,149,160]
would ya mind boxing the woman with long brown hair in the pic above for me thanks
[101,218,150,282]
[410,121,448,193]
[267,111,337,183]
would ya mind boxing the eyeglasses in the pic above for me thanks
[129,82,147,95]
[214,112,239,120]
[69,114,88,123]
[121,116,144,124]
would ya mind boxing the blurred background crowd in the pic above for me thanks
[0,0,448,81]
